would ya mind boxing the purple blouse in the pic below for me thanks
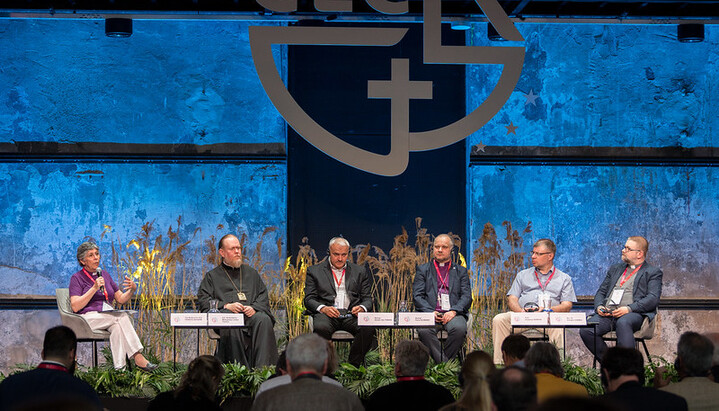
[68,269,119,314]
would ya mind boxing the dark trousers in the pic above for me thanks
[312,313,376,366]
[418,316,467,363]
[216,311,278,368]
[580,312,644,363]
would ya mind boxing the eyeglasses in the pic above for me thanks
[622,246,640,252]
[531,251,552,256]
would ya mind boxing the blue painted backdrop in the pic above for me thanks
[1,19,717,299]
[467,23,718,297]
[0,19,287,296]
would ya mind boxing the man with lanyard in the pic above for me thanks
[304,237,375,366]
[413,234,472,363]
[580,236,663,364]
[0,326,103,410]
[197,234,278,367]
[492,238,577,365]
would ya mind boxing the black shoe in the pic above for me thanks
[137,362,158,372]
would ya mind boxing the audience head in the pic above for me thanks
[455,351,495,411]
[394,339,429,377]
[490,366,537,411]
[524,342,564,377]
[676,331,714,377]
[601,347,645,391]
[286,334,328,378]
[501,334,530,366]
[176,355,225,401]
[42,326,77,371]
[535,396,622,411]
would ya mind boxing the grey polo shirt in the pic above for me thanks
[508,266,577,308]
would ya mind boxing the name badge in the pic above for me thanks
[335,290,347,309]
[237,292,247,301]
[440,293,451,311]
[609,289,624,305]
[102,301,114,311]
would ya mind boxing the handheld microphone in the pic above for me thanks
[95,268,104,293]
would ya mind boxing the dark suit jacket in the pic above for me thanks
[602,381,687,411]
[592,261,663,320]
[252,375,363,411]
[304,260,373,313]
[412,261,472,317]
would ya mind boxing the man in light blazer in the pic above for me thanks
[580,236,663,363]
[304,237,375,366]
[412,234,472,363]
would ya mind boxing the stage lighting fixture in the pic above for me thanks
[451,21,471,31]
[487,23,505,41]
[677,24,704,43]
[105,18,133,38]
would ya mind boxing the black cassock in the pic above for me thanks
[198,263,278,367]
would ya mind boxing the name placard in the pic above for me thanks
[170,313,208,326]
[358,312,395,326]
[208,313,245,327]
[549,312,587,326]
[397,312,435,326]
[510,312,549,326]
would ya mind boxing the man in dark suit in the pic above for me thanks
[601,347,687,411]
[304,237,375,366]
[0,326,103,411]
[252,333,363,411]
[580,236,663,363]
[412,234,472,363]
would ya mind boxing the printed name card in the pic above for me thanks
[511,312,549,326]
[549,312,587,325]
[208,313,245,327]
[397,312,435,326]
[358,312,395,326]
[170,313,208,326]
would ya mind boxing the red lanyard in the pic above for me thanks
[534,266,556,291]
[332,268,346,288]
[620,264,642,287]
[397,376,425,382]
[37,362,68,372]
[434,260,451,289]
[83,268,109,302]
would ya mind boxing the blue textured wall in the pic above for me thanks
[0,162,286,295]
[0,19,287,297]
[1,19,285,144]
[467,24,718,297]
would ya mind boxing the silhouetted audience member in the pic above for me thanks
[489,366,537,411]
[600,347,687,411]
[0,326,103,411]
[252,333,363,411]
[256,343,342,397]
[147,355,224,411]
[440,350,496,411]
[658,332,719,411]
[367,340,454,411]
[501,334,530,367]
[535,396,627,411]
[524,342,588,403]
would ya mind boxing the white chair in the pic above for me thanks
[55,288,110,367]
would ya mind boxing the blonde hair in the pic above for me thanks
[451,351,495,411]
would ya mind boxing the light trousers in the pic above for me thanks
[492,311,564,364]
[82,311,143,369]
